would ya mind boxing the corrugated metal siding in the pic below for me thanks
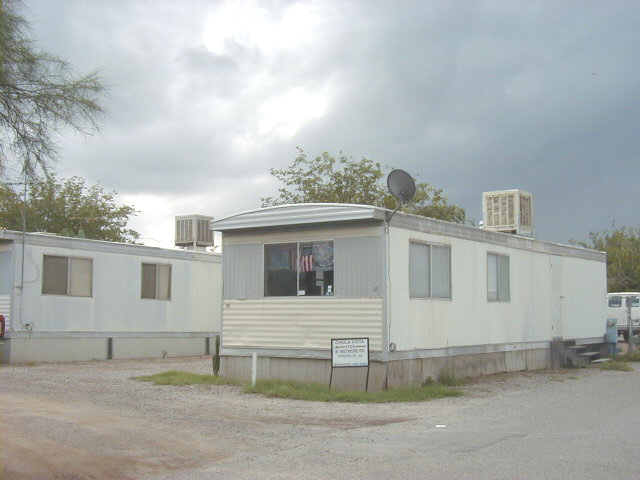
[335,236,383,297]
[223,244,263,299]
[223,298,383,350]
[223,236,384,300]
[0,295,10,331]
[223,224,384,246]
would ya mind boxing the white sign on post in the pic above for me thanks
[331,338,369,368]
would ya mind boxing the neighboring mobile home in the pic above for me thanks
[211,203,607,390]
[0,230,222,363]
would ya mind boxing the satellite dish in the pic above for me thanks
[387,169,416,205]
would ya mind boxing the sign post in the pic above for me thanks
[330,338,370,392]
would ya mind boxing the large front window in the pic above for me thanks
[264,241,334,297]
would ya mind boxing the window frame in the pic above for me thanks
[140,262,172,301]
[487,252,510,303]
[263,239,335,297]
[408,240,452,300]
[41,254,93,298]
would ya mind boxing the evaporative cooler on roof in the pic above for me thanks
[175,215,214,249]
[482,190,533,236]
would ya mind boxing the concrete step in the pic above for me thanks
[567,345,587,351]
[578,351,600,358]
[591,358,611,364]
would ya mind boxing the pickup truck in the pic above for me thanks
[607,292,640,341]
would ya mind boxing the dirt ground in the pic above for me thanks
[0,356,632,479]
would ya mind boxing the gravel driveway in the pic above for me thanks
[1,357,638,479]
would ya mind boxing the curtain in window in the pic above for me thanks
[69,258,92,297]
[141,263,156,299]
[498,255,510,301]
[43,255,68,295]
[431,245,451,298]
[409,243,429,298]
[487,254,498,301]
[156,264,171,300]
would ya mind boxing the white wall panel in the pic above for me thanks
[17,243,222,333]
[389,226,606,350]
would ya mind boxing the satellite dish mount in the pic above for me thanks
[386,169,416,222]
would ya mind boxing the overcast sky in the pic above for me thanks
[12,0,640,247]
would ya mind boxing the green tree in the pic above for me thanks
[0,175,140,243]
[576,227,640,292]
[261,148,465,223]
[0,0,104,176]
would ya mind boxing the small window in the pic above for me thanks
[264,241,334,297]
[42,255,92,297]
[488,253,510,302]
[608,296,622,308]
[141,263,171,300]
[409,242,451,299]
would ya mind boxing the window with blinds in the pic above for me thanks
[409,242,451,299]
[42,255,93,297]
[487,253,510,302]
[141,263,172,300]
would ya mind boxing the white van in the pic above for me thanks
[607,292,640,340]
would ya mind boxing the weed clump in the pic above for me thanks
[133,371,242,386]
[600,361,634,372]
[245,379,463,403]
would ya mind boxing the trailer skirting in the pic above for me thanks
[220,346,551,391]
[0,332,218,364]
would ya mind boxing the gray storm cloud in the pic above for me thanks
[21,0,640,245]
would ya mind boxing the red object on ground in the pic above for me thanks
[0,314,4,337]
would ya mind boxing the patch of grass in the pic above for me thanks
[244,379,463,403]
[134,371,463,403]
[434,371,469,387]
[568,376,579,380]
[132,370,242,386]
[600,361,634,372]
[617,350,640,362]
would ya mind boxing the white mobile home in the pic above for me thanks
[212,204,607,389]
[0,230,222,363]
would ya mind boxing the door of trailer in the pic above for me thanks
[550,256,563,339]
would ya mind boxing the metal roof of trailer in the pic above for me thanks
[210,203,606,263]
[210,204,387,231]
[0,229,221,263]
